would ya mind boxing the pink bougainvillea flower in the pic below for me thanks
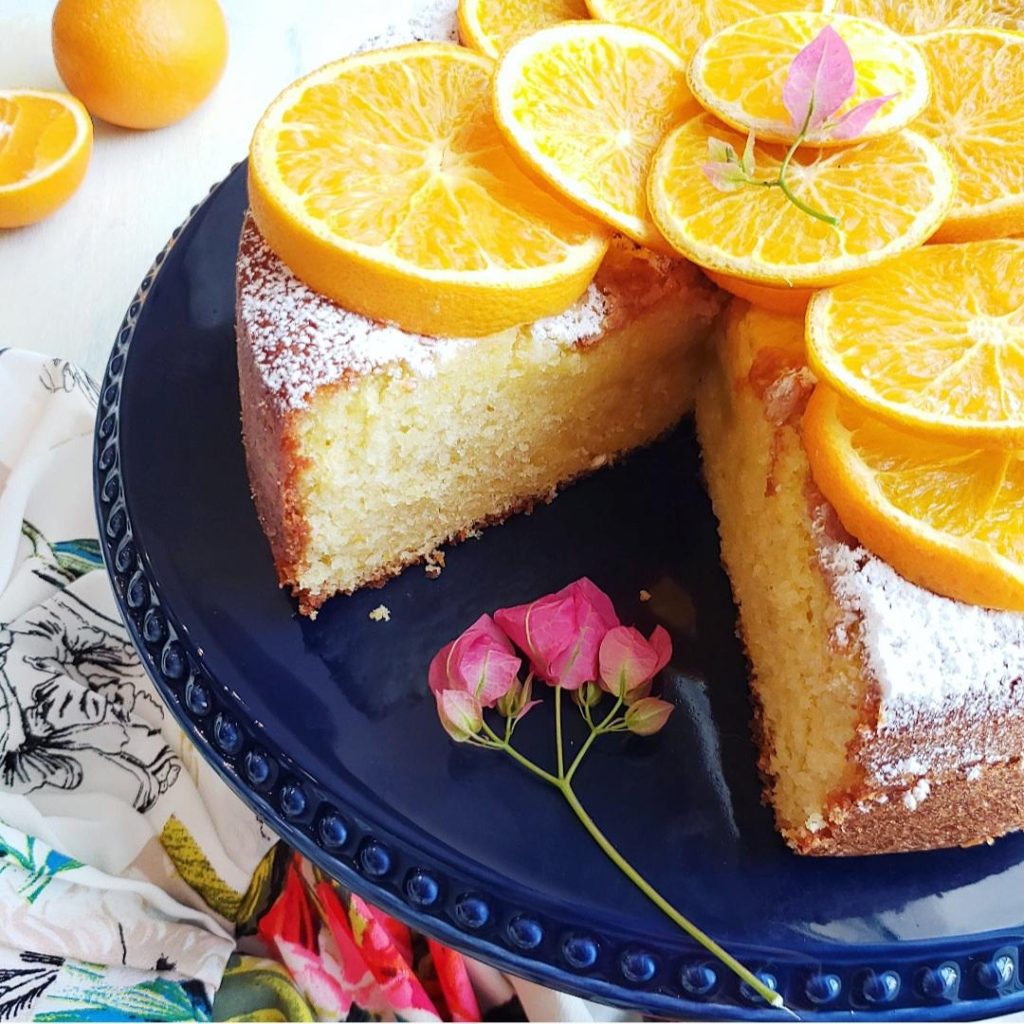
[828,92,897,139]
[436,689,484,743]
[624,696,674,736]
[783,25,896,139]
[494,578,620,690]
[598,625,672,700]
[783,24,854,132]
[428,614,522,707]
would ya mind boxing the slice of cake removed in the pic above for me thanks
[696,301,1024,855]
[237,215,721,615]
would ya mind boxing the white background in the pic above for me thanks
[0,0,428,376]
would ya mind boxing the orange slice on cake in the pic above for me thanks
[0,90,92,228]
[647,112,954,287]
[492,21,699,250]
[248,43,608,339]
[584,0,818,63]
[803,385,1024,612]
[687,13,930,147]
[458,0,590,58]
[807,240,1024,447]
[914,28,1024,242]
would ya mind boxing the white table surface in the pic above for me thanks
[0,0,430,377]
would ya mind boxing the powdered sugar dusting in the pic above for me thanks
[531,284,607,347]
[359,0,459,51]
[822,539,1024,714]
[237,219,473,410]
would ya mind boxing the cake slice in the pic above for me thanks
[237,215,721,615]
[696,301,1024,856]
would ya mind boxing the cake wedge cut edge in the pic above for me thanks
[237,215,723,615]
[696,301,1024,856]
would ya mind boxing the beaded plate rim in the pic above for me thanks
[93,162,1024,1021]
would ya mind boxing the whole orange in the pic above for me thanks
[52,0,228,130]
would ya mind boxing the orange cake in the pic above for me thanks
[237,215,720,615]
[696,301,1024,856]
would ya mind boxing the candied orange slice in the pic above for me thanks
[687,13,930,147]
[585,0,818,63]
[804,385,1024,612]
[703,270,814,315]
[807,240,1024,447]
[248,44,608,338]
[458,0,589,58]
[914,29,1024,243]
[647,112,954,287]
[493,22,698,250]
[0,90,92,228]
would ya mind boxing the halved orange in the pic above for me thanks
[703,270,814,315]
[804,384,1024,612]
[914,29,1024,243]
[647,113,955,287]
[687,13,930,147]
[248,44,608,339]
[493,21,699,250]
[0,90,92,228]
[458,0,589,58]
[584,0,818,63]
[806,240,1024,446]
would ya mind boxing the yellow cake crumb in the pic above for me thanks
[369,604,391,622]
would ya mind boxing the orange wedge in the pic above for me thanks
[703,270,813,315]
[458,0,590,58]
[804,385,1024,612]
[0,90,92,229]
[914,29,1024,243]
[584,0,818,63]
[492,21,699,250]
[248,44,608,339]
[806,240,1024,446]
[687,13,930,147]
[647,113,955,287]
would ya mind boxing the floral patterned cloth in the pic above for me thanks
[0,348,627,1024]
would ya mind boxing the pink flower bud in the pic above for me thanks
[598,625,672,699]
[428,614,522,708]
[624,697,674,736]
[436,690,483,742]
[494,578,619,690]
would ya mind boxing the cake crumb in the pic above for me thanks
[369,604,391,623]
[639,589,652,603]
[805,812,826,833]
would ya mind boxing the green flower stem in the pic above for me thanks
[482,689,786,1012]
[555,685,566,778]
[565,694,623,785]
[755,99,838,227]
[481,720,560,786]
[774,138,838,226]
[558,781,785,1010]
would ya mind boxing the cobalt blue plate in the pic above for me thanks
[94,162,1024,1020]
